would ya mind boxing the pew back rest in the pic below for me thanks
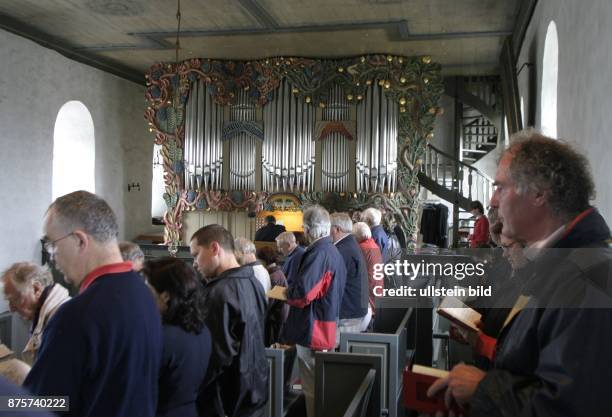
[264,347,285,417]
[315,352,383,417]
[340,307,413,417]
[343,369,376,417]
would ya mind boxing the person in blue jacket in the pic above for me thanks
[281,205,346,417]
[330,212,370,332]
[143,257,211,417]
[25,191,162,417]
[362,207,389,256]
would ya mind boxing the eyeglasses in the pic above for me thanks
[42,232,75,256]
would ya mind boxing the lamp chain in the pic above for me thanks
[175,0,181,65]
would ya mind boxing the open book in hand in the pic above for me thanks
[437,296,482,333]
[403,364,461,414]
[267,285,288,301]
[0,344,13,360]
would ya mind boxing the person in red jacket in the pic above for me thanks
[469,200,490,248]
[353,221,383,317]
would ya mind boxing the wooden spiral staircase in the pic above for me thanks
[418,76,501,246]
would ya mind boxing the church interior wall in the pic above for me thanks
[517,0,612,220]
[0,28,152,277]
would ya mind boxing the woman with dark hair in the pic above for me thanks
[143,258,212,417]
[468,200,490,248]
[257,246,289,345]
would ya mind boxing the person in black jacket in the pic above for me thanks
[143,258,211,417]
[460,231,531,370]
[428,131,612,416]
[190,225,268,417]
[254,215,286,241]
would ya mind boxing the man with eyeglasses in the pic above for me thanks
[23,191,162,417]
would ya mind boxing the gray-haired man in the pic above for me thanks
[428,131,612,416]
[2,262,69,365]
[281,205,346,417]
[330,212,370,333]
[24,191,162,417]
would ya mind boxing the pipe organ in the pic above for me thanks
[321,85,350,192]
[356,84,398,193]
[262,79,316,192]
[184,79,224,191]
[228,90,257,190]
[183,80,399,193]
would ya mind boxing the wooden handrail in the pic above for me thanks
[426,143,473,170]
[425,144,493,182]
[420,143,494,209]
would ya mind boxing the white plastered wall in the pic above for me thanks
[0,28,154,316]
[516,0,612,220]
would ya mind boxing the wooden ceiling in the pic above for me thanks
[0,0,534,84]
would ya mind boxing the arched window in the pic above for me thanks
[520,96,526,128]
[151,144,166,219]
[52,101,95,199]
[504,116,510,146]
[541,21,558,138]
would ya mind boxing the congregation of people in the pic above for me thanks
[0,189,396,417]
[1,129,611,417]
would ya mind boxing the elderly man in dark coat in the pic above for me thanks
[330,212,370,332]
[428,131,612,417]
[281,205,346,417]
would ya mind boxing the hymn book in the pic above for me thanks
[403,364,460,413]
[437,296,482,333]
[0,344,12,359]
[267,285,288,301]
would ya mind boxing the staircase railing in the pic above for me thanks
[460,76,501,164]
[463,76,500,109]
[420,143,494,209]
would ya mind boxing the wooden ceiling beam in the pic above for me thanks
[0,12,144,84]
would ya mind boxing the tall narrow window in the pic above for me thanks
[52,101,95,199]
[503,116,510,147]
[541,21,558,138]
[520,96,526,128]
[152,144,166,219]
